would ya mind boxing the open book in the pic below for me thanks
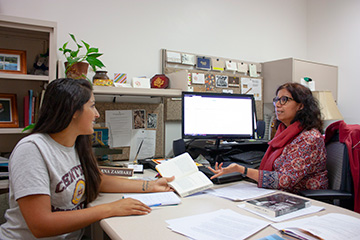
[155,152,213,197]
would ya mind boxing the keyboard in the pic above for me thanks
[229,151,265,165]
[198,166,244,184]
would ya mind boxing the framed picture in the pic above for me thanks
[0,49,27,74]
[0,93,19,128]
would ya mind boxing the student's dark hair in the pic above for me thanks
[276,82,323,132]
[32,78,101,204]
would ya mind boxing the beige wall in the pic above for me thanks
[1,0,359,155]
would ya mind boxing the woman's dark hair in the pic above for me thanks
[32,78,101,204]
[276,82,323,132]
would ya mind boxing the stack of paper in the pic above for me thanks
[205,182,275,201]
[272,213,360,240]
[166,209,270,240]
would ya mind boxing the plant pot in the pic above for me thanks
[65,62,89,79]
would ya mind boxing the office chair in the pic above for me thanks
[298,131,354,210]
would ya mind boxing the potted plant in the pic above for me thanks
[59,33,105,80]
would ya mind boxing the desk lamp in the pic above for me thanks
[312,91,343,132]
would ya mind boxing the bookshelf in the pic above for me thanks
[0,15,57,153]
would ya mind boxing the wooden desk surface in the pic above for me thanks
[89,170,360,240]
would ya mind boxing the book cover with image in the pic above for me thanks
[245,193,311,217]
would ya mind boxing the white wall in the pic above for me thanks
[306,0,360,124]
[0,0,311,156]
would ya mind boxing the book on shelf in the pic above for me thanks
[245,193,311,218]
[23,95,29,127]
[155,152,213,197]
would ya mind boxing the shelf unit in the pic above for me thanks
[93,85,182,98]
[0,15,57,153]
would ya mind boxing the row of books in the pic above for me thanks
[23,89,45,127]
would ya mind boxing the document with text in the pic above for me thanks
[166,209,270,240]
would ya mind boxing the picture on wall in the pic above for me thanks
[147,113,158,129]
[133,109,145,129]
[0,93,19,128]
[0,49,27,74]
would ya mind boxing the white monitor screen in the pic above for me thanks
[182,92,255,140]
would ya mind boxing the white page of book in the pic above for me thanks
[169,171,212,196]
[205,182,275,201]
[273,213,360,240]
[122,192,181,206]
[156,153,198,178]
[166,209,270,240]
[238,204,324,222]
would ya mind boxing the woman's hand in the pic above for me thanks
[149,176,175,192]
[107,198,152,216]
[208,162,240,179]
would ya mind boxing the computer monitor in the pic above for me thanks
[182,91,256,147]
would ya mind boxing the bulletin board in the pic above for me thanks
[162,49,264,121]
[95,102,164,160]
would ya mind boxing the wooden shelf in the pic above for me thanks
[93,85,182,98]
[0,73,49,81]
[0,128,30,134]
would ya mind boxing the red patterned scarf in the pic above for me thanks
[259,121,303,171]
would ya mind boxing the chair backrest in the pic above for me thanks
[325,131,354,209]
[326,138,346,190]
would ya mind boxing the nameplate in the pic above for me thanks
[99,166,134,177]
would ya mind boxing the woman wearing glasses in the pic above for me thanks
[209,82,328,193]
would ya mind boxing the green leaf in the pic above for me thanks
[87,53,103,58]
[69,33,77,44]
[88,47,99,53]
[63,49,72,54]
[82,40,90,50]
[87,57,105,71]
[22,123,35,132]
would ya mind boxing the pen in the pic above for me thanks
[133,139,144,164]
[245,87,253,94]
[148,203,162,207]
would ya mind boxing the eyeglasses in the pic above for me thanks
[273,96,294,105]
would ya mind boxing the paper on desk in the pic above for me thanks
[122,192,181,207]
[238,204,325,222]
[272,213,360,240]
[129,129,156,161]
[205,182,275,201]
[105,110,132,148]
[166,209,270,240]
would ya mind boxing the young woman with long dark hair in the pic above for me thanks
[0,78,174,239]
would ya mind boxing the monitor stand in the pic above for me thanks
[206,139,232,165]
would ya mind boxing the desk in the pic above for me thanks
[89,170,360,240]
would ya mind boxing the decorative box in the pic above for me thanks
[150,74,169,89]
